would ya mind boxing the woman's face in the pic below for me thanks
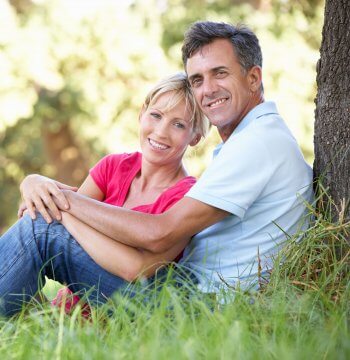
[139,92,199,168]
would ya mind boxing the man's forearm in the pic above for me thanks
[62,190,170,252]
[60,212,188,281]
[60,189,229,254]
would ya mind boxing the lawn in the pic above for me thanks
[0,210,349,359]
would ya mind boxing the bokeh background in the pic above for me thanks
[0,0,324,233]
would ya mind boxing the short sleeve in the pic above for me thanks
[89,154,123,194]
[186,133,275,219]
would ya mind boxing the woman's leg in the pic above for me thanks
[0,214,128,316]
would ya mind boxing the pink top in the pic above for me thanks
[90,152,196,214]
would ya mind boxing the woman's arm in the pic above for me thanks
[18,174,102,222]
[60,212,189,281]
[77,175,104,199]
[19,174,78,222]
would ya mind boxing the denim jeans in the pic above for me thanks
[0,214,199,317]
[0,214,134,316]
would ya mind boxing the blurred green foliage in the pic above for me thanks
[0,0,324,233]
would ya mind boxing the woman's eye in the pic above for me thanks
[151,112,161,119]
[174,122,185,129]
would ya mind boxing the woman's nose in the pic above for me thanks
[154,121,168,138]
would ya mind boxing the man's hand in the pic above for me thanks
[19,174,78,223]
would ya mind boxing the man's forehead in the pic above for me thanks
[186,40,236,75]
[188,42,216,63]
[190,43,212,58]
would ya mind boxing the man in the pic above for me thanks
[49,21,312,292]
[1,21,313,312]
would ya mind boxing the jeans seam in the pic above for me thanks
[0,222,67,282]
[0,236,37,281]
[45,221,77,244]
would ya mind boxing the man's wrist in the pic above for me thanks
[64,189,74,210]
[53,189,73,211]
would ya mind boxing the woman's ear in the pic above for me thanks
[189,134,201,147]
[138,105,147,121]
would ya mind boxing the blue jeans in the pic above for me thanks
[0,214,135,316]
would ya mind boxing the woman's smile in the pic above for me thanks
[148,138,170,150]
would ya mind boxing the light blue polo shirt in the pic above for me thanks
[181,101,313,292]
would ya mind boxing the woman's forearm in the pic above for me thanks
[60,212,187,281]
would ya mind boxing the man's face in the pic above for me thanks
[186,38,259,141]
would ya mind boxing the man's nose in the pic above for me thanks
[202,77,219,96]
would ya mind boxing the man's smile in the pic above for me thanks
[206,98,228,108]
[203,96,230,109]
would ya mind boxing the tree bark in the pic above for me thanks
[314,0,350,222]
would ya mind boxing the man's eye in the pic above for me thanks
[216,71,227,78]
[191,78,202,87]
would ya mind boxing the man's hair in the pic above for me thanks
[182,21,262,72]
[142,72,210,138]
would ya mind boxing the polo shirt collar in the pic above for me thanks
[233,101,279,135]
[213,101,279,157]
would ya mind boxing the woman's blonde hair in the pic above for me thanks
[142,72,209,139]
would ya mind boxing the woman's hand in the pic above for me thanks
[19,174,78,223]
[17,201,28,219]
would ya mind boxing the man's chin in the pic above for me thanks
[205,115,227,128]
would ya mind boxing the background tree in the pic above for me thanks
[314,0,350,223]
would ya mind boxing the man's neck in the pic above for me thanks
[219,94,265,142]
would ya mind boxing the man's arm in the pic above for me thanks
[60,212,189,281]
[62,190,229,253]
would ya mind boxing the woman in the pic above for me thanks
[0,72,209,316]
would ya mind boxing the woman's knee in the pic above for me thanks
[32,214,72,241]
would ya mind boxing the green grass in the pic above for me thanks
[0,208,349,359]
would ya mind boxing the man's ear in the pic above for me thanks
[248,65,262,92]
[189,134,201,147]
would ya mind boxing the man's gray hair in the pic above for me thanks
[182,21,262,72]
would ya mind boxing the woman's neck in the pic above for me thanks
[122,159,188,209]
[138,159,188,192]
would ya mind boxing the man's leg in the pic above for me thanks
[0,214,128,316]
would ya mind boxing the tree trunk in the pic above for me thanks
[42,121,89,186]
[314,0,350,222]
